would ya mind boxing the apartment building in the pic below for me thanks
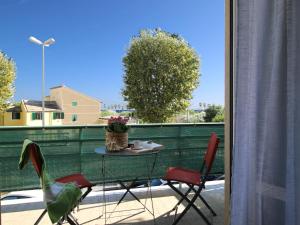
[48,85,101,125]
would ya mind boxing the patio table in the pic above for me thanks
[95,141,163,224]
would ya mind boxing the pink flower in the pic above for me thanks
[107,116,129,125]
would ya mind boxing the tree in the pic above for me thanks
[212,113,224,122]
[101,109,118,117]
[122,29,200,123]
[203,105,224,122]
[0,52,16,112]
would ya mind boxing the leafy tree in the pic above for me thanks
[203,105,224,122]
[122,29,200,123]
[0,52,16,112]
[119,111,133,117]
[101,110,118,117]
[212,113,224,122]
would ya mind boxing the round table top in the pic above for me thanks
[95,146,162,156]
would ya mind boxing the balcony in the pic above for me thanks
[0,123,224,224]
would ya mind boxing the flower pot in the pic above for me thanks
[105,131,128,151]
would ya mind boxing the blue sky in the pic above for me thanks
[0,0,224,108]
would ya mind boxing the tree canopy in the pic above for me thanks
[203,105,224,122]
[122,29,200,123]
[212,113,224,122]
[0,52,16,112]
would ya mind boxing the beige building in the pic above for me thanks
[0,100,63,126]
[0,85,101,126]
[48,85,101,125]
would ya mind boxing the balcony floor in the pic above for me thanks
[2,180,224,225]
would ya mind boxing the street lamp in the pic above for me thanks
[29,36,55,127]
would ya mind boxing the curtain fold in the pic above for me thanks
[232,0,300,224]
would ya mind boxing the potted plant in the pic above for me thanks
[105,116,129,151]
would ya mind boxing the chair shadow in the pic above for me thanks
[77,188,223,225]
[78,201,216,225]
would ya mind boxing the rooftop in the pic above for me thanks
[22,100,62,112]
[6,105,21,112]
[2,181,224,225]
[50,85,66,89]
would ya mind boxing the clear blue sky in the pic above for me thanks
[0,0,224,108]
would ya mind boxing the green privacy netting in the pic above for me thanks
[0,124,224,192]
[19,139,81,223]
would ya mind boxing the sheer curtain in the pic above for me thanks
[231,0,300,224]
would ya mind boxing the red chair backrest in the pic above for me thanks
[203,132,220,175]
[28,143,44,177]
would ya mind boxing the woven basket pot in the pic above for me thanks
[105,131,128,151]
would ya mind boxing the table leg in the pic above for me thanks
[102,155,106,225]
[0,192,2,225]
[149,180,156,224]
[117,180,140,205]
[148,153,158,224]
[96,150,160,225]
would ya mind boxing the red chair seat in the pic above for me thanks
[165,167,201,186]
[55,173,93,189]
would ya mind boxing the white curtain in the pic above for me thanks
[231,0,300,224]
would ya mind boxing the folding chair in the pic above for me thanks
[19,139,93,225]
[164,132,220,225]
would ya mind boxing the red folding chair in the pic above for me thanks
[164,132,220,225]
[21,140,94,225]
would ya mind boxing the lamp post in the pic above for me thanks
[29,36,55,127]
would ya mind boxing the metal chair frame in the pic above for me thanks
[25,142,93,225]
[165,133,220,225]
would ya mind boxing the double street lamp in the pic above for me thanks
[29,36,55,127]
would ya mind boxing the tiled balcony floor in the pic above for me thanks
[2,181,224,225]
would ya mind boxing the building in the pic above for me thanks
[0,100,63,126]
[0,85,101,126]
[48,85,101,125]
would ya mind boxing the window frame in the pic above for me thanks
[11,112,21,120]
[72,101,78,107]
[53,112,64,120]
[224,0,234,224]
[71,114,78,122]
[32,112,43,120]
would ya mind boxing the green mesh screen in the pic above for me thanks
[0,124,224,191]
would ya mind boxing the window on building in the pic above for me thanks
[12,112,20,120]
[53,112,64,120]
[32,112,43,120]
[72,114,77,122]
[72,101,77,107]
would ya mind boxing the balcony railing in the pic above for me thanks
[0,123,224,192]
